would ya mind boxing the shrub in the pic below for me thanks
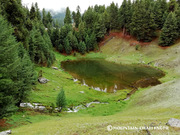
[56,88,66,112]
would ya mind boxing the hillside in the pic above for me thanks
[9,34,180,135]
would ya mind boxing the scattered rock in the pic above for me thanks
[33,103,41,106]
[37,106,47,111]
[52,67,58,70]
[167,118,180,128]
[38,77,49,84]
[20,103,34,109]
[0,130,11,135]
[79,91,84,94]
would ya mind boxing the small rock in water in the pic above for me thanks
[0,130,11,135]
[38,77,49,84]
[52,67,58,70]
[167,118,180,128]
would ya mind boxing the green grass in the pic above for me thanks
[31,51,130,106]
[3,37,180,134]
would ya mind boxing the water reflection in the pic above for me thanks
[62,59,165,93]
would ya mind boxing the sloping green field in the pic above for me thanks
[10,37,180,135]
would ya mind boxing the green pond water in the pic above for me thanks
[61,59,165,93]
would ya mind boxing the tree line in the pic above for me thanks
[0,0,55,118]
[53,0,180,51]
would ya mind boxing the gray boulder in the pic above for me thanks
[20,103,34,109]
[37,106,46,111]
[167,118,180,128]
[52,67,58,70]
[0,130,11,135]
[38,77,49,84]
[79,91,84,94]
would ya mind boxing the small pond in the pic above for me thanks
[61,59,165,93]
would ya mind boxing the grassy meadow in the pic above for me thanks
[2,36,180,134]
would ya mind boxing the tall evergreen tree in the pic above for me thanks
[30,4,36,20]
[0,16,19,117]
[83,7,98,29]
[94,15,107,41]
[0,16,36,117]
[64,7,72,24]
[75,6,81,28]
[118,0,132,34]
[175,7,180,37]
[78,41,87,54]
[16,45,36,106]
[28,24,55,66]
[85,34,91,52]
[108,2,119,30]
[35,2,41,21]
[89,32,97,51]
[3,0,29,47]
[131,0,156,41]
[159,12,178,46]
[153,0,168,29]
[64,38,72,54]
[168,0,178,12]
[67,31,78,50]
[78,21,86,41]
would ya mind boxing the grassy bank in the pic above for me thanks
[2,36,180,134]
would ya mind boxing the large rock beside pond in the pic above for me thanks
[167,118,180,128]
[0,130,11,135]
[38,77,49,84]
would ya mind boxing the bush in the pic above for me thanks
[135,45,141,51]
[56,88,66,112]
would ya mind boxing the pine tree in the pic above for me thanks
[3,0,29,47]
[64,38,72,54]
[130,0,156,42]
[64,7,72,24]
[175,7,180,37]
[51,26,60,47]
[94,15,107,41]
[78,41,87,54]
[16,45,37,106]
[83,7,97,29]
[75,6,81,28]
[28,24,55,66]
[85,34,91,52]
[30,4,36,20]
[42,9,53,28]
[159,12,178,46]
[67,31,78,50]
[59,24,72,45]
[35,2,41,21]
[153,0,168,29]
[56,88,66,112]
[168,0,178,12]
[78,21,86,41]
[118,0,132,34]
[0,16,19,117]
[108,2,119,30]
[89,32,97,51]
